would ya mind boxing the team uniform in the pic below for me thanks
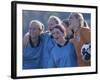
[71,27,91,66]
[47,41,78,68]
[23,36,44,69]
[41,32,55,68]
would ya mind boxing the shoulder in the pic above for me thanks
[67,41,75,49]
[80,27,90,34]
[41,31,50,37]
[80,27,91,42]
[41,31,53,41]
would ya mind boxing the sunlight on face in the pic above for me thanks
[29,22,41,39]
[48,18,58,31]
[69,14,80,31]
[52,28,65,41]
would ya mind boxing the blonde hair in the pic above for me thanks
[48,16,61,24]
[69,12,84,27]
[29,20,44,32]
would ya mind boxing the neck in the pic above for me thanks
[30,36,39,47]
[55,38,67,46]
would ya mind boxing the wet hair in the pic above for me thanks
[48,16,61,24]
[52,24,66,36]
[29,20,44,32]
[62,19,69,27]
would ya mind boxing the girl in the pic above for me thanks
[41,16,62,68]
[68,12,91,66]
[47,24,78,68]
[23,16,62,68]
[23,20,44,69]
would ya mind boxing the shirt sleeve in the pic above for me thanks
[69,43,78,67]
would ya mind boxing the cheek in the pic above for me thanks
[36,30,41,35]
[53,33,57,37]
[72,20,76,25]
[58,32,64,38]
[73,19,79,26]
[52,32,58,38]
[30,30,40,36]
[30,30,35,35]
[34,30,39,35]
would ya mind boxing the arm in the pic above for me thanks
[67,43,78,67]
[23,32,29,48]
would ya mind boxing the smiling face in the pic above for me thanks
[68,13,84,32]
[29,21,41,39]
[52,28,64,40]
[48,16,61,32]
[48,18,57,31]
[52,25,66,43]
[69,14,80,32]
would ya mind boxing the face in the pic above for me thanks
[52,28,65,41]
[48,18,57,32]
[69,14,80,31]
[29,23,41,39]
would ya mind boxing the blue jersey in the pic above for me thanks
[23,36,44,69]
[41,32,55,68]
[47,41,78,68]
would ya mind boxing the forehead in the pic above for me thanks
[52,28,61,33]
[30,22,40,28]
[48,18,57,23]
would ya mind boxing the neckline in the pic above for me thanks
[29,36,40,48]
[56,40,69,48]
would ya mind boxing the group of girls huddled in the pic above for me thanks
[23,12,91,69]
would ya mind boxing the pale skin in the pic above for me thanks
[48,18,58,31]
[68,14,80,33]
[48,16,61,33]
[23,21,42,48]
[52,28,67,46]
